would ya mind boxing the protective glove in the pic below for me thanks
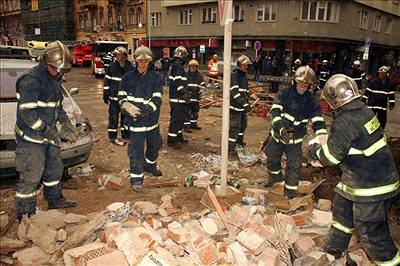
[307,142,323,167]
[61,121,79,143]
[121,102,141,118]
[182,93,191,103]
[42,125,61,147]
[279,127,290,143]
[103,91,109,105]
[244,105,251,113]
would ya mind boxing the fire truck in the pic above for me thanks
[91,40,128,77]
[71,44,93,67]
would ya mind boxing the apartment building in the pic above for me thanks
[0,0,24,46]
[148,0,400,73]
[73,0,147,52]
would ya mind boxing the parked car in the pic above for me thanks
[0,57,93,178]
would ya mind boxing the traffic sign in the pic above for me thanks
[200,45,205,54]
[254,41,261,50]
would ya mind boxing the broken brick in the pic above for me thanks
[86,250,129,266]
[159,217,173,228]
[295,236,316,256]
[310,209,333,227]
[291,211,311,226]
[13,246,50,266]
[317,199,332,211]
[104,222,123,244]
[257,247,280,266]
[64,242,106,266]
[196,241,218,265]
[164,238,185,256]
[199,217,218,235]
[236,229,267,255]
[64,213,88,224]
[228,241,249,265]
[167,221,188,244]
[99,175,123,190]
[133,201,158,215]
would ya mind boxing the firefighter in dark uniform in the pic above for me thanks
[308,74,399,265]
[118,46,163,192]
[346,60,365,90]
[14,41,78,220]
[167,46,191,149]
[291,59,302,76]
[183,59,205,133]
[317,59,331,89]
[362,66,396,129]
[103,46,133,144]
[228,55,252,154]
[263,66,328,199]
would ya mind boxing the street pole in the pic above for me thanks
[148,0,151,49]
[220,0,233,196]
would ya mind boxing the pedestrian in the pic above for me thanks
[118,46,163,192]
[184,59,205,132]
[167,46,191,149]
[263,66,327,199]
[263,56,273,75]
[346,60,366,90]
[269,58,279,93]
[103,46,133,145]
[361,66,396,129]
[228,55,252,155]
[308,74,399,265]
[253,54,262,83]
[14,41,78,221]
[317,59,331,89]
[160,54,170,85]
[207,54,219,89]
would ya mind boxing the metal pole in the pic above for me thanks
[220,0,233,196]
[148,0,151,49]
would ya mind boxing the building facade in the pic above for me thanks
[0,0,24,46]
[20,0,75,42]
[73,0,147,52]
[149,0,400,73]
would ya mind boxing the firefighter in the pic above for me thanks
[167,46,191,149]
[228,55,252,154]
[118,46,163,192]
[362,66,396,129]
[317,59,331,89]
[347,60,365,90]
[184,59,205,132]
[14,41,78,221]
[308,74,399,265]
[263,66,327,199]
[207,54,219,89]
[291,59,302,76]
[103,46,133,145]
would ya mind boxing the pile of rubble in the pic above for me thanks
[0,183,373,266]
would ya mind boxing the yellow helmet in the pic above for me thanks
[295,65,315,84]
[322,74,361,109]
[42,41,71,73]
[188,59,199,67]
[134,45,152,60]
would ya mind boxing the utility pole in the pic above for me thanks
[147,0,151,49]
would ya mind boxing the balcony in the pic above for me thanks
[84,25,102,32]
[108,23,125,31]
[82,0,98,8]
[109,0,123,4]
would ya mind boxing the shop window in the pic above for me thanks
[234,5,244,22]
[359,10,368,29]
[384,18,392,34]
[256,3,277,22]
[202,7,216,23]
[373,14,381,32]
[179,9,192,25]
[151,12,162,27]
[301,1,338,22]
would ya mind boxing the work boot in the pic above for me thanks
[284,189,297,199]
[111,139,125,146]
[190,124,202,130]
[48,198,77,209]
[131,184,143,192]
[178,135,188,144]
[144,166,163,177]
[264,178,282,188]
[237,136,246,147]
[183,125,192,133]
[167,141,181,149]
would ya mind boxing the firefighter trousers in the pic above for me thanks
[108,100,129,140]
[184,102,200,127]
[372,109,388,129]
[168,103,189,144]
[264,138,302,197]
[229,110,248,150]
[15,140,64,220]
[326,194,399,264]
[128,127,162,185]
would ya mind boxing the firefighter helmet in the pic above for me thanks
[174,46,188,58]
[112,46,128,57]
[377,65,389,73]
[322,74,361,109]
[134,46,153,60]
[322,59,328,64]
[295,59,301,65]
[295,65,315,84]
[42,41,71,73]
[353,60,361,65]
[213,54,218,59]
[237,55,251,66]
[188,59,199,67]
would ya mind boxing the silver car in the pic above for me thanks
[0,58,93,178]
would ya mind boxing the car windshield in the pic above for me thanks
[95,43,126,57]
[0,68,25,101]
[31,48,45,57]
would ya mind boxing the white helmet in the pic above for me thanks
[134,46,153,60]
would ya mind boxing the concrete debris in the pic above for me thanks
[317,199,332,211]
[64,213,88,224]
[236,229,267,255]
[199,217,219,235]
[294,236,316,256]
[98,174,123,190]
[27,223,57,254]
[57,229,68,242]
[17,215,30,242]
[133,201,158,215]
[13,246,50,266]
[30,209,65,230]
[310,209,333,227]
[0,236,25,249]
[106,202,125,212]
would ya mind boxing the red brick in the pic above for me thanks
[159,217,173,228]
[196,241,218,265]
[63,243,106,266]
[86,250,129,266]
[236,229,266,255]
[167,221,188,244]
[103,222,122,244]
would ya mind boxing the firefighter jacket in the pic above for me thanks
[168,57,189,104]
[208,59,219,78]
[186,70,205,102]
[118,68,163,132]
[347,67,365,88]
[269,85,328,144]
[103,53,114,68]
[15,62,70,145]
[104,60,133,101]
[160,57,170,72]
[311,100,399,202]
[317,64,331,83]
[230,68,250,112]
[362,77,395,111]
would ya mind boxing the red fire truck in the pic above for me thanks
[71,44,93,67]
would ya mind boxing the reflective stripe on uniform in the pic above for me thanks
[332,220,353,234]
[190,120,197,123]
[19,100,61,109]
[19,102,38,109]
[37,101,60,107]
[190,99,198,102]
[315,128,328,135]
[271,104,283,111]
[367,106,387,111]
[103,86,110,90]
[15,125,55,145]
[130,173,144,178]
[238,132,244,136]
[31,119,43,130]
[228,138,237,142]
[177,86,184,91]
[336,181,400,197]
[118,91,127,96]
[267,168,281,175]
[169,75,187,81]
[105,75,122,81]
[145,157,156,164]
[270,128,304,144]
[153,92,162,98]
[366,88,393,95]
[125,124,158,133]
[272,116,282,125]
[108,128,118,132]
[168,132,178,137]
[16,92,20,99]
[348,137,387,157]
[282,113,308,126]
[230,85,239,91]
[233,93,241,99]
[284,182,298,190]
[109,97,118,101]
[375,251,400,266]
[188,83,199,87]
[148,102,157,111]
[311,116,325,123]
[15,191,36,198]
[43,180,60,187]
[318,143,341,165]
[170,98,187,103]
[389,100,395,103]
[230,106,244,111]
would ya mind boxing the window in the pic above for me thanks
[129,8,135,24]
[99,9,104,27]
[373,14,381,32]
[384,18,392,34]
[84,14,88,27]
[359,10,368,29]
[301,1,338,22]
[234,5,244,22]
[108,7,113,25]
[202,8,216,23]
[256,3,277,22]
[136,7,142,24]
[151,12,162,27]
[179,9,192,25]
[79,15,83,28]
